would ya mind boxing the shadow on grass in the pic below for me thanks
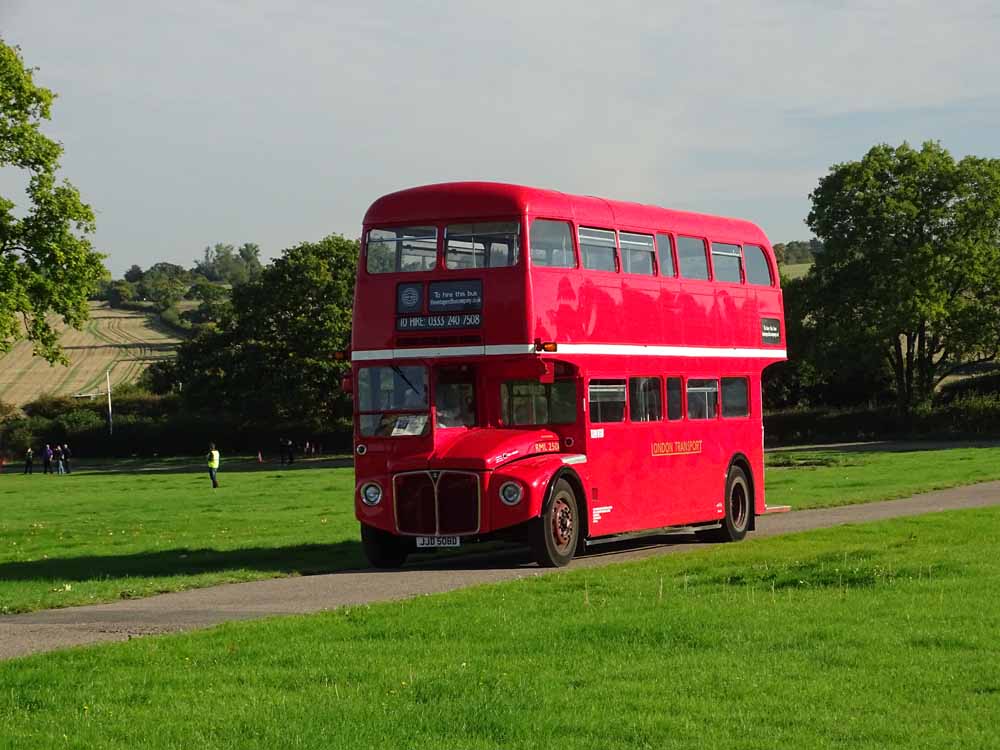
[0,542,367,584]
[72,457,353,476]
[771,440,1000,455]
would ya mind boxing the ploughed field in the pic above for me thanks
[2,507,997,749]
[2,445,1000,615]
[0,302,181,406]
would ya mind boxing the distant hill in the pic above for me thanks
[0,303,181,406]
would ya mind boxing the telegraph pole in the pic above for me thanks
[106,370,113,435]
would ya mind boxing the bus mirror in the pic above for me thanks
[340,374,354,394]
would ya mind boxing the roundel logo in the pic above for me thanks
[401,287,419,309]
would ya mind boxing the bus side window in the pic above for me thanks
[666,377,682,420]
[677,236,710,280]
[711,242,743,283]
[629,377,662,421]
[743,244,773,286]
[721,377,749,417]
[589,380,626,422]
[620,232,655,275]
[530,219,576,268]
[656,234,676,277]
[686,379,719,419]
[579,227,617,272]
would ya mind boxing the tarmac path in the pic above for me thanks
[3,480,1000,661]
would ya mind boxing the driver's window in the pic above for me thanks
[435,368,477,428]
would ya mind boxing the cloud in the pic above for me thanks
[2,0,997,274]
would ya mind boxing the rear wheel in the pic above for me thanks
[530,478,579,568]
[699,465,752,543]
[360,524,411,569]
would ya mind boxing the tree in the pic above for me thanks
[123,264,144,283]
[806,141,1000,414]
[107,280,136,308]
[0,41,106,363]
[170,234,358,426]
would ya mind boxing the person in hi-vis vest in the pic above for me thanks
[207,443,220,489]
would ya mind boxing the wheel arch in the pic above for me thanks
[542,467,589,541]
[726,452,756,531]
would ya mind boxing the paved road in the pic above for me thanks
[4,480,1000,661]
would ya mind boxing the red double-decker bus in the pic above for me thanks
[350,182,786,568]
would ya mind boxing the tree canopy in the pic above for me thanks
[157,234,358,426]
[0,40,106,363]
[804,141,1000,413]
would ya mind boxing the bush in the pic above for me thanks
[22,394,77,419]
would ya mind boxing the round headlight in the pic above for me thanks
[361,482,382,506]
[499,481,523,506]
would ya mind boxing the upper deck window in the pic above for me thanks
[445,222,520,270]
[620,232,655,276]
[580,227,617,272]
[711,242,743,284]
[367,227,438,274]
[656,234,676,277]
[744,244,773,286]
[677,236,710,280]
[530,219,576,268]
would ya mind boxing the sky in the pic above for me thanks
[2,0,999,277]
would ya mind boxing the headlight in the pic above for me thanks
[361,482,382,506]
[499,481,523,506]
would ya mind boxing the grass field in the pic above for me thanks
[0,302,181,406]
[2,445,1000,616]
[781,261,812,279]
[2,507,997,748]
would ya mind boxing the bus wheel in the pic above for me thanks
[360,524,410,569]
[700,465,752,543]
[530,478,579,568]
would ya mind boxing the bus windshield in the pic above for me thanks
[500,381,577,426]
[358,365,429,436]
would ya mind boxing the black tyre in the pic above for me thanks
[360,523,411,569]
[530,478,580,568]
[699,465,752,543]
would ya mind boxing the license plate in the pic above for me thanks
[416,536,461,548]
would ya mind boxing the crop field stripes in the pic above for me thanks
[0,303,183,405]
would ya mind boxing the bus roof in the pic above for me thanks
[363,181,770,246]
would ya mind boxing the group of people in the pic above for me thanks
[22,444,73,475]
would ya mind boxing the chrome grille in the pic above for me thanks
[393,470,480,536]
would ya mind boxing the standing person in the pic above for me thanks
[206,442,220,489]
[62,444,72,474]
[278,437,287,466]
[55,445,65,475]
[42,444,53,475]
[23,447,34,475]
[286,438,295,465]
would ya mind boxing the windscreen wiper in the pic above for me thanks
[391,365,424,401]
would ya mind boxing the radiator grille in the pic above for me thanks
[393,471,480,535]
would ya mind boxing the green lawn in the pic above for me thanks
[2,507,998,749]
[3,445,1000,615]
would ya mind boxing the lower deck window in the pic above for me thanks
[666,377,682,420]
[629,377,662,421]
[686,378,718,420]
[589,380,626,422]
[501,381,577,425]
[721,377,749,417]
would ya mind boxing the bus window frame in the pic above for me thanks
[443,219,523,271]
[742,243,776,288]
[627,375,664,422]
[578,226,620,275]
[684,376,720,421]
[676,235,713,282]
[655,232,677,278]
[617,228,657,277]
[527,216,580,270]
[363,222,443,276]
[710,241,746,286]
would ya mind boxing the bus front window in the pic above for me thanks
[357,365,429,437]
[500,381,577,426]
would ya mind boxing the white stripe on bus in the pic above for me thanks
[351,344,786,361]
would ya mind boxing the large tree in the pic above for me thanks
[165,234,357,426]
[806,141,1000,413]
[0,41,106,362]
